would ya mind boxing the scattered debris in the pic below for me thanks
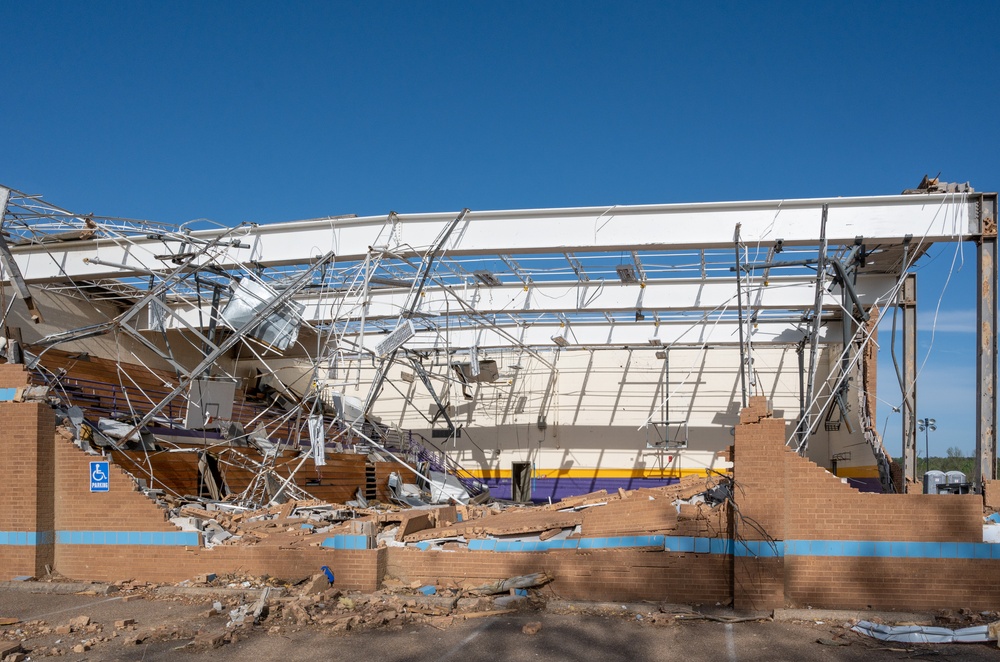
[852,619,998,644]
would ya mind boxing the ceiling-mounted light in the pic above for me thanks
[551,334,570,347]
[655,350,667,360]
[616,265,638,284]
[648,337,662,346]
[473,270,502,287]
[635,310,645,322]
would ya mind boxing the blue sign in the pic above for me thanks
[90,461,109,492]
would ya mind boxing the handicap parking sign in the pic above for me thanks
[90,461,109,492]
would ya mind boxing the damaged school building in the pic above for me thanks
[1,178,999,612]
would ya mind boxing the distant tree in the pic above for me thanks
[929,446,974,476]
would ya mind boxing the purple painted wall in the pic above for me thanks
[482,475,681,503]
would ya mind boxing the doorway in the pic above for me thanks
[511,462,532,503]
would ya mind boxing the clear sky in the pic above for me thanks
[4,1,998,458]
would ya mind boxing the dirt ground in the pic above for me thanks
[2,581,1000,661]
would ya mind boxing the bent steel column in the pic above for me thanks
[901,273,918,490]
[977,194,998,490]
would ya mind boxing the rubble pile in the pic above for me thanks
[155,472,729,552]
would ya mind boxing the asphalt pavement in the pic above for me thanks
[2,589,999,661]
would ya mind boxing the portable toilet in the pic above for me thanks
[923,470,946,494]
[946,470,967,485]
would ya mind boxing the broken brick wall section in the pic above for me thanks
[50,426,384,590]
[733,395,1000,612]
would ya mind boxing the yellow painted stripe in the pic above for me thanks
[464,467,715,480]
[834,465,879,479]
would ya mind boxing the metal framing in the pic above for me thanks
[2,184,998,498]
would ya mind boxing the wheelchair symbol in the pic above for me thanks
[91,466,107,482]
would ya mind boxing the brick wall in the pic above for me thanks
[55,545,384,591]
[50,428,385,589]
[6,383,1000,611]
[54,435,177,534]
[385,548,732,603]
[0,364,32,389]
[733,398,1000,612]
[0,403,56,578]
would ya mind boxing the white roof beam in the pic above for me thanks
[353,319,833,351]
[7,194,980,283]
[153,274,896,330]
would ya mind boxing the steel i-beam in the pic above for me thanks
[977,195,998,489]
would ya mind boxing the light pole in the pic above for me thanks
[918,417,936,475]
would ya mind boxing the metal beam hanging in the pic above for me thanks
[0,187,44,323]
[799,205,829,454]
[901,272,918,490]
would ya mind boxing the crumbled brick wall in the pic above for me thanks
[985,480,1000,511]
[54,434,177,534]
[580,495,678,537]
[7,384,1000,610]
[784,450,982,542]
[733,399,997,612]
[51,427,385,589]
[0,364,32,389]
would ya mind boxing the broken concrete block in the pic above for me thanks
[396,512,434,540]
[68,615,90,630]
[522,621,542,635]
[6,652,27,662]
[302,573,331,594]
[193,631,228,649]
[72,644,89,653]
[0,644,22,660]
[495,594,528,609]
[114,619,136,629]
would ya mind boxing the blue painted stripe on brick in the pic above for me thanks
[0,531,54,546]
[53,530,199,546]
[321,534,370,550]
[477,535,668,553]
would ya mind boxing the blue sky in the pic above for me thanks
[4,1,998,457]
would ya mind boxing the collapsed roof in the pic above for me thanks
[0,182,996,499]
